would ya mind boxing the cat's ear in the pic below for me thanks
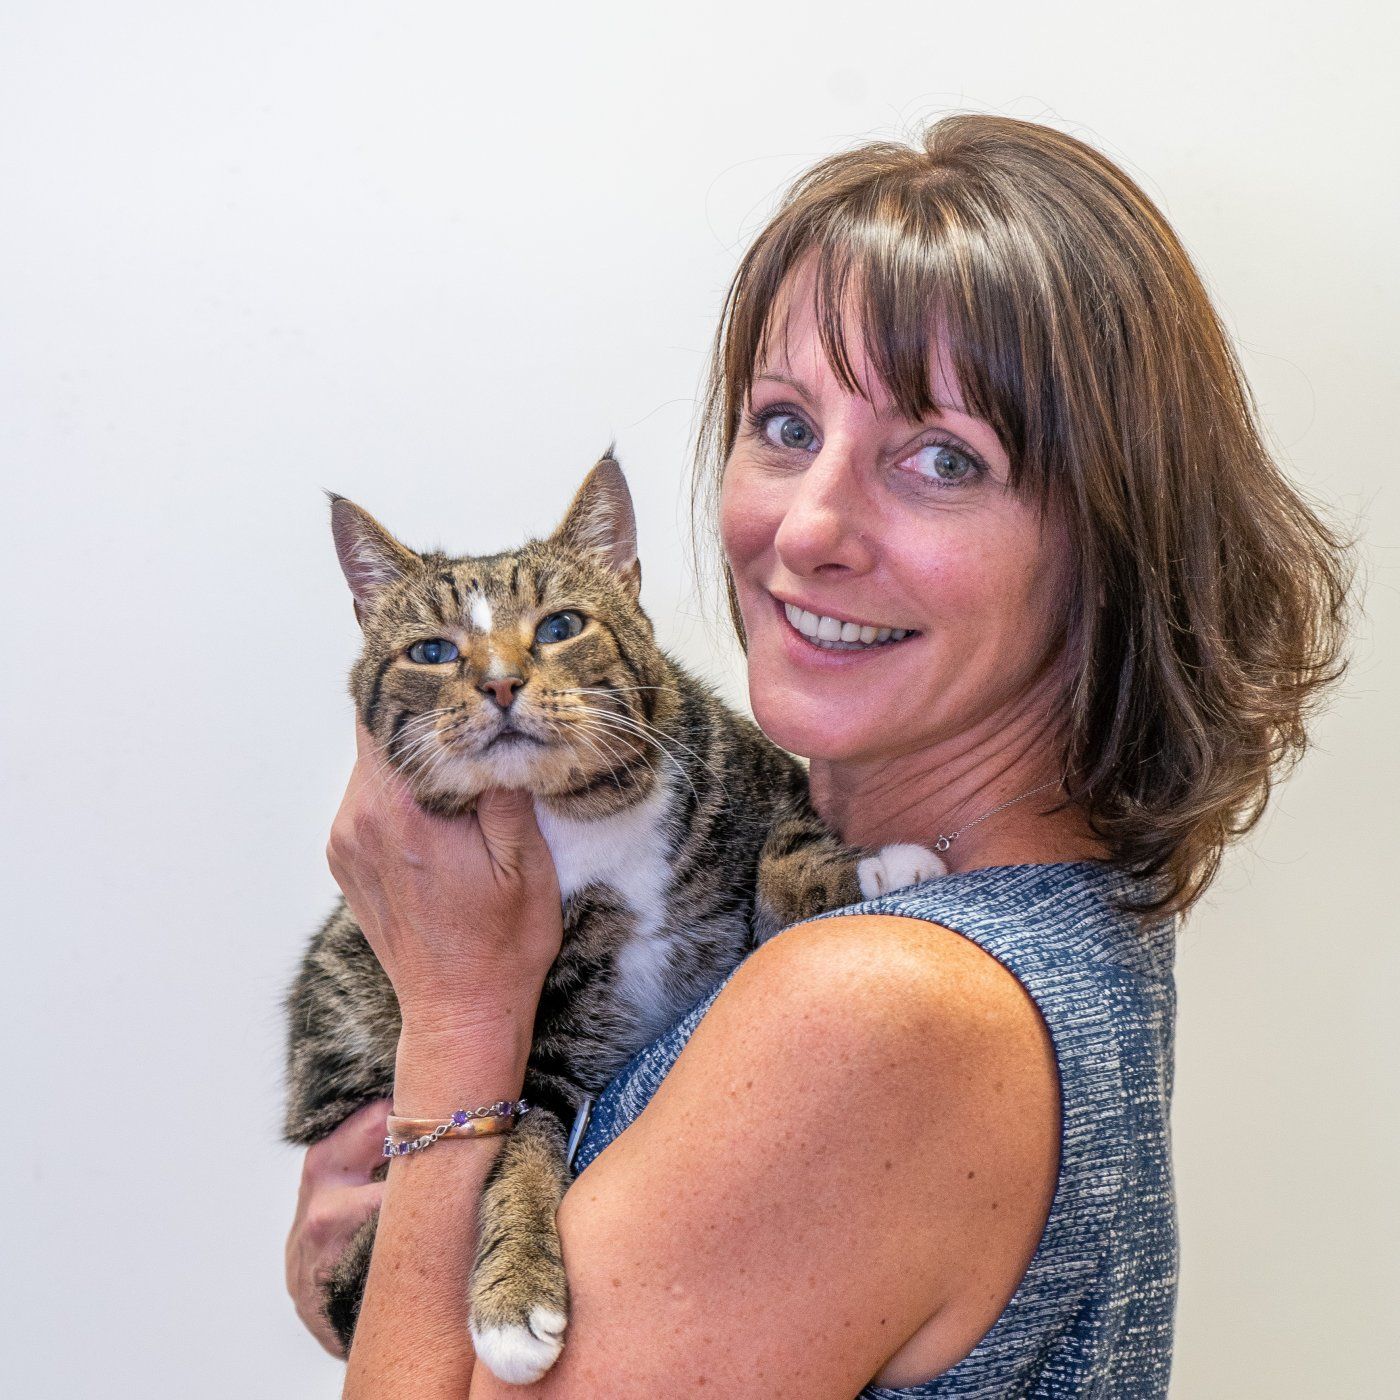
[327,494,419,620]
[551,450,641,598]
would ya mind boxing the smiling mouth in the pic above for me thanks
[779,599,920,652]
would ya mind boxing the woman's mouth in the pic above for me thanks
[779,599,920,652]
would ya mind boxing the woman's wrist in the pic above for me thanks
[393,1010,535,1116]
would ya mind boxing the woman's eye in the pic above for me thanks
[761,411,817,452]
[910,441,979,484]
[406,638,459,664]
[535,611,585,645]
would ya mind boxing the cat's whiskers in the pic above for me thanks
[570,713,650,774]
[570,706,707,806]
[409,739,465,801]
[395,720,461,771]
[357,709,471,806]
[569,702,724,785]
[555,685,679,698]
[554,721,628,794]
[580,721,697,807]
[376,706,457,753]
[388,707,477,768]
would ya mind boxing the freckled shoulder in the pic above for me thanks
[707,911,1064,1173]
[742,910,1064,1194]
[734,909,1053,1056]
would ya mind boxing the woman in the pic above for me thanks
[286,115,1349,1395]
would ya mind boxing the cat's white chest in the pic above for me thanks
[534,782,677,1026]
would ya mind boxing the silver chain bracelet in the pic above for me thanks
[382,1099,531,1158]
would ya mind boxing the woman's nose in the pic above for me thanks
[772,445,876,578]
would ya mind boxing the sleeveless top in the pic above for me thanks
[572,860,1179,1398]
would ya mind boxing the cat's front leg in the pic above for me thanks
[855,842,948,898]
[754,809,944,942]
[469,1105,573,1385]
[754,809,866,941]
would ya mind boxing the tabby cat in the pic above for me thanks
[283,454,942,1383]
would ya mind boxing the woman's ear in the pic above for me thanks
[550,449,641,599]
[327,493,420,622]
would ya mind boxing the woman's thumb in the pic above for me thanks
[475,787,547,868]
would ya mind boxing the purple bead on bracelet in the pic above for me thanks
[382,1099,531,1158]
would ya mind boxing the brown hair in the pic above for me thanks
[693,114,1353,918]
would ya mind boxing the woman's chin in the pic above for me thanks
[747,689,872,763]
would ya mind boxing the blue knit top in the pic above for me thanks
[573,861,1178,1397]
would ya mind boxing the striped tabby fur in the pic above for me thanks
[282,455,940,1382]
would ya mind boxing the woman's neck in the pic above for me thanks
[806,684,1107,873]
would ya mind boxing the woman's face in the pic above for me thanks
[720,277,1074,767]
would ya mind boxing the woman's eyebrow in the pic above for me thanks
[753,367,975,424]
[752,369,810,395]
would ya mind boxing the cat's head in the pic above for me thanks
[330,454,673,815]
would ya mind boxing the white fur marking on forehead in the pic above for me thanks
[469,594,493,631]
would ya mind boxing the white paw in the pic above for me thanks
[470,1306,567,1385]
[857,842,947,898]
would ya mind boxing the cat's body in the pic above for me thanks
[283,456,942,1382]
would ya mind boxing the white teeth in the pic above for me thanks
[782,601,913,650]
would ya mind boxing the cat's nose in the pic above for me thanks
[478,675,524,710]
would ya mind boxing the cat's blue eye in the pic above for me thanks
[535,611,585,645]
[406,638,460,664]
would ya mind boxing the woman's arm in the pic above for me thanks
[343,1017,533,1392]
[322,725,565,1393]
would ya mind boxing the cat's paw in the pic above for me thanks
[470,1306,567,1385]
[857,842,947,898]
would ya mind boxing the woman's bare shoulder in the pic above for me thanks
[466,914,1059,1399]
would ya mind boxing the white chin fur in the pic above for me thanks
[471,1307,567,1385]
[428,743,542,794]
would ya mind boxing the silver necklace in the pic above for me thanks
[932,777,1063,854]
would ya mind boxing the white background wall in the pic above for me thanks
[2,3,1395,1395]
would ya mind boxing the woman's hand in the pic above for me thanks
[322,723,564,1387]
[285,1098,391,1357]
[325,723,563,1055]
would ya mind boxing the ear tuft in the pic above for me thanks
[328,494,419,610]
[551,455,641,597]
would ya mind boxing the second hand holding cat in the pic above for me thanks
[326,721,564,1111]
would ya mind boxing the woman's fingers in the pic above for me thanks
[287,1180,384,1358]
[305,1098,391,1181]
[288,1102,393,1356]
[475,787,546,875]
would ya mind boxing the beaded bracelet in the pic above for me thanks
[382,1099,531,1158]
